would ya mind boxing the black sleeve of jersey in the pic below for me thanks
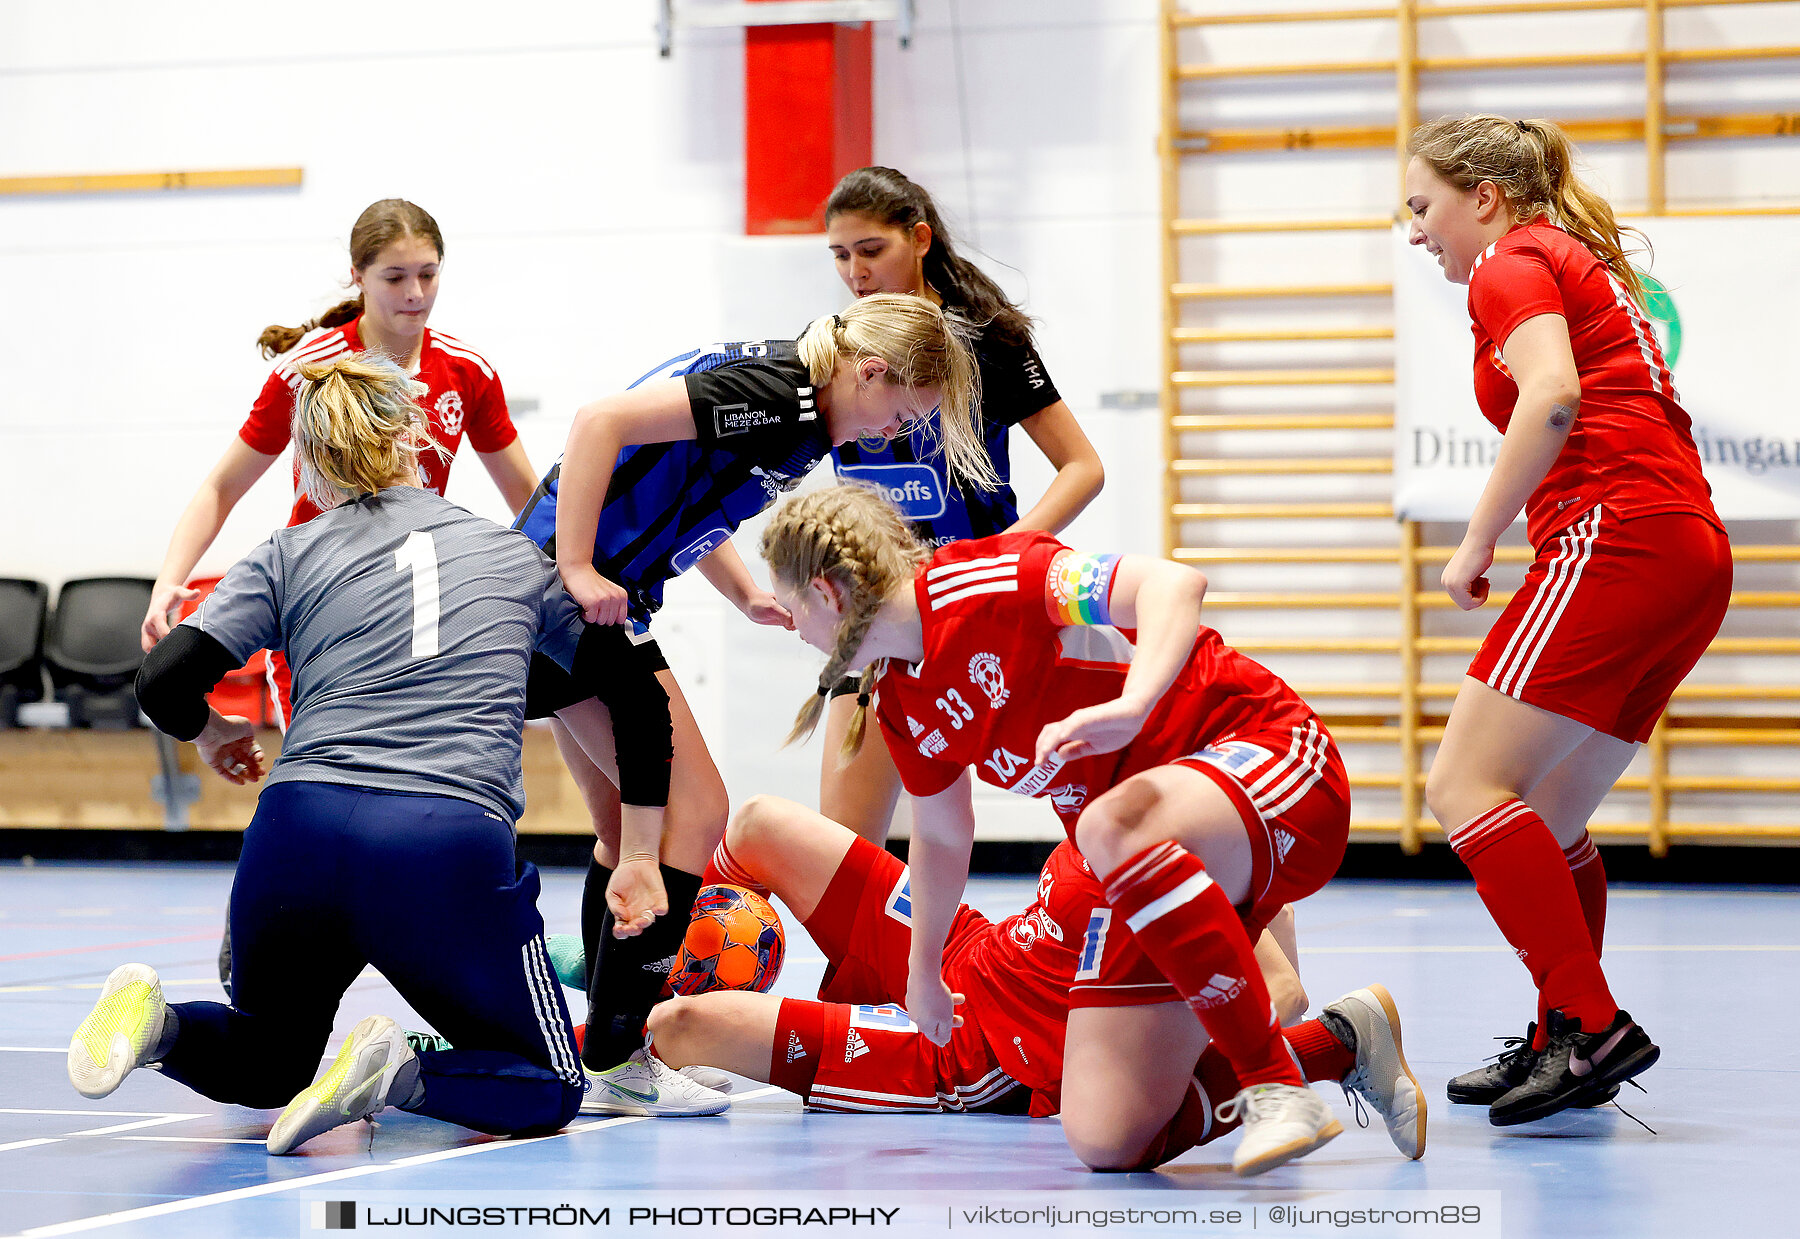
[685,359,810,451]
[524,624,673,808]
[136,627,240,742]
[976,332,1062,428]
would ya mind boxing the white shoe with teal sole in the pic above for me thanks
[69,964,167,1099]
[267,1015,416,1155]
[582,1048,729,1117]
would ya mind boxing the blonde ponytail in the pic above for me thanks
[1410,114,1651,306]
[760,484,929,765]
[797,293,995,491]
[292,354,447,510]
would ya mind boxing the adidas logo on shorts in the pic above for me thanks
[786,1032,807,1063]
[844,1031,871,1062]
[1274,829,1296,863]
[644,955,675,974]
[1191,973,1247,1010]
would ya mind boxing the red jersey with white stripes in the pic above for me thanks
[873,532,1316,838]
[1467,222,1719,545]
[239,320,517,526]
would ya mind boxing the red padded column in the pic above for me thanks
[744,5,873,235]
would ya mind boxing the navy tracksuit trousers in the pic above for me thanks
[158,781,583,1136]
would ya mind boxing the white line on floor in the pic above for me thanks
[14,1087,781,1238]
[0,1139,61,1154]
[65,1116,203,1137]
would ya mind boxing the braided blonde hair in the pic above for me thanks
[1410,114,1651,306]
[761,484,930,765]
[292,353,447,509]
[795,293,996,491]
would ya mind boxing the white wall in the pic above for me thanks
[0,1,1164,826]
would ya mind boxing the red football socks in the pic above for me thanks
[1285,1016,1356,1084]
[1102,841,1303,1088]
[1562,830,1607,956]
[704,837,771,898]
[1449,800,1616,1032]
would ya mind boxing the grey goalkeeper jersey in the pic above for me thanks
[184,486,586,822]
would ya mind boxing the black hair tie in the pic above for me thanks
[831,313,844,333]
[816,682,833,698]
[856,691,871,709]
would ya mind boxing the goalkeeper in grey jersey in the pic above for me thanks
[66,354,726,1155]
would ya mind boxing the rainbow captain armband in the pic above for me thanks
[1045,550,1121,626]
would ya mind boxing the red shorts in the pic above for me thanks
[784,998,1024,1114]
[796,838,1025,1114]
[1468,507,1731,743]
[1068,720,1350,1011]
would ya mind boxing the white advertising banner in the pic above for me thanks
[1393,217,1800,522]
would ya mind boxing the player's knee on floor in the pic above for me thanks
[1062,1110,1168,1173]
[501,1078,586,1138]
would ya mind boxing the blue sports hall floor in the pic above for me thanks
[1,861,1793,1238]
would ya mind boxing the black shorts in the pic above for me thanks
[525,628,669,719]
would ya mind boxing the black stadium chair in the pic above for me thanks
[46,577,156,729]
[0,578,50,727]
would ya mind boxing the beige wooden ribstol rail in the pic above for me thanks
[1160,0,1800,856]
[0,168,302,196]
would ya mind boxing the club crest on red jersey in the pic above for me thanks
[968,652,1009,708]
[435,390,465,437]
[1007,903,1066,952]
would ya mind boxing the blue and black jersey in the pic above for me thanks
[832,318,1060,547]
[515,340,833,626]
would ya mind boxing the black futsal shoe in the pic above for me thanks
[1447,1023,1539,1104]
[1488,1009,1658,1127]
[1448,1021,1619,1109]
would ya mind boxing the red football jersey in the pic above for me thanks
[238,319,517,526]
[952,840,1099,1107]
[1467,222,1720,545]
[874,531,1315,837]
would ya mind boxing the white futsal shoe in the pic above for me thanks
[268,1015,418,1155]
[1322,983,1426,1160]
[678,1064,734,1094]
[581,1047,730,1117]
[1218,1082,1343,1177]
[69,963,168,1099]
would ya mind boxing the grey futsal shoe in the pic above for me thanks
[268,1015,418,1154]
[1321,983,1425,1159]
[69,964,167,1099]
